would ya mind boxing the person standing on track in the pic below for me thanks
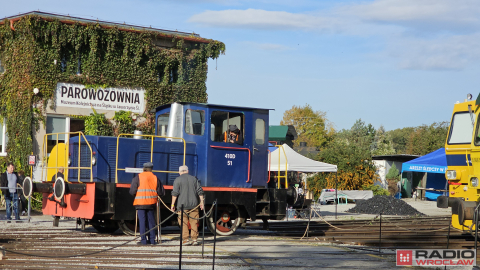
[130,162,165,245]
[171,165,204,246]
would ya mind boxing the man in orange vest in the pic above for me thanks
[223,125,243,145]
[129,162,165,245]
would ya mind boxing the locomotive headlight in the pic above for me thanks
[67,158,71,166]
[91,156,97,166]
[471,177,479,188]
[446,170,458,180]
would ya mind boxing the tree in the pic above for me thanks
[405,122,448,155]
[371,125,395,156]
[307,119,379,198]
[387,127,414,154]
[280,104,333,148]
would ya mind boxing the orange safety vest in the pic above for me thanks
[133,172,158,206]
[224,131,239,143]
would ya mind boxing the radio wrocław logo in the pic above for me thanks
[396,249,476,266]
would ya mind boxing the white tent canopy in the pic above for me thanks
[269,144,337,173]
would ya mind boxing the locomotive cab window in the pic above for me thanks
[185,109,205,136]
[157,112,169,136]
[210,111,244,145]
[255,119,265,145]
[448,112,473,145]
[474,114,480,146]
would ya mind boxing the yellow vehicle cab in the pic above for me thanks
[438,94,478,230]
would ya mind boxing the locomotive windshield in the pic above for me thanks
[157,113,169,136]
[448,112,473,144]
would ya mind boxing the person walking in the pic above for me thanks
[1,162,21,220]
[171,165,204,246]
[51,167,65,182]
[129,162,165,245]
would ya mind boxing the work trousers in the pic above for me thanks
[5,193,20,220]
[178,208,199,241]
[137,209,156,245]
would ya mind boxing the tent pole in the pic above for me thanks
[335,172,338,220]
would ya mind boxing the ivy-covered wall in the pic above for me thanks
[0,14,225,173]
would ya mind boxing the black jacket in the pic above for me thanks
[0,171,20,197]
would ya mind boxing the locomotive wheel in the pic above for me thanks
[92,220,119,234]
[118,220,138,236]
[207,204,244,236]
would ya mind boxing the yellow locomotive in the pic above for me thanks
[438,94,479,230]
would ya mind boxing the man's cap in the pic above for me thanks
[143,162,154,168]
[179,165,188,172]
[229,125,239,132]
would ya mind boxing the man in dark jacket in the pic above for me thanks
[129,162,165,245]
[171,165,204,246]
[1,162,21,220]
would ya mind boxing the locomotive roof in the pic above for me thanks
[154,102,274,112]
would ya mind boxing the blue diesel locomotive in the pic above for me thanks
[24,102,297,235]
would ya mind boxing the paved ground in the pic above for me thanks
[0,199,475,270]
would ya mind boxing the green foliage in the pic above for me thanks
[0,15,224,171]
[307,119,379,197]
[280,104,334,148]
[386,163,400,181]
[83,108,113,136]
[387,127,414,154]
[31,192,43,210]
[363,184,390,196]
[113,110,135,136]
[386,122,448,155]
[371,125,395,156]
[405,122,449,155]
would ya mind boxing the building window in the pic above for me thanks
[210,111,244,144]
[169,64,178,83]
[185,110,204,136]
[255,119,265,145]
[0,57,5,74]
[46,116,67,153]
[157,113,170,136]
[0,118,7,156]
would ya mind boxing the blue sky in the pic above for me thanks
[2,0,479,130]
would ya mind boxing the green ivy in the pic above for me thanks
[0,15,225,173]
[113,110,135,136]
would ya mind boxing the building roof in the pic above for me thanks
[372,154,420,163]
[268,125,298,141]
[0,11,213,44]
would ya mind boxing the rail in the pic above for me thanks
[209,145,251,183]
[42,132,93,183]
[115,134,186,183]
[275,144,288,189]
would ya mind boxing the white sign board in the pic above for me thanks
[125,167,144,173]
[55,83,145,113]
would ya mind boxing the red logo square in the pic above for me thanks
[397,250,413,266]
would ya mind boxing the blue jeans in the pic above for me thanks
[138,209,156,244]
[5,193,20,220]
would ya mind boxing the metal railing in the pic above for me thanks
[274,144,288,189]
[42,132,93,183]
[115,134,187,183]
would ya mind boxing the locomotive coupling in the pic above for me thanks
[53,178,86,200]
[457,200,477,225]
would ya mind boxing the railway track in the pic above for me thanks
[0,215,476,269]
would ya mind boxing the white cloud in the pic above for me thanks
[189,9,344,32]
[189,1,480,70]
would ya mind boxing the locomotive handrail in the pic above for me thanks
[115,134,187,183]
[275,144,288,189]
[42,132,93,183]
[209,145,251,183]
